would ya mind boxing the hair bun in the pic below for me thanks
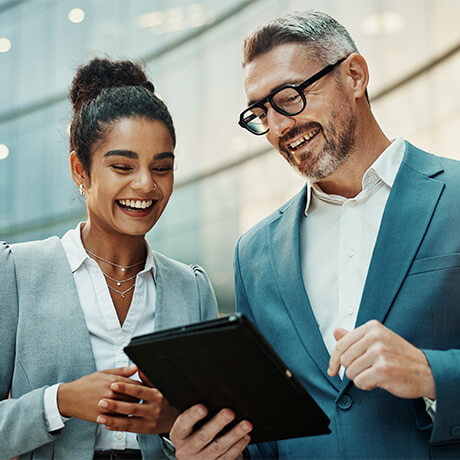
[69,57,155,112]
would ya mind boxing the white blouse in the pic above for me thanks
[44,223,157,450]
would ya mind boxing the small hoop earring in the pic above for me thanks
[79,184,85,196]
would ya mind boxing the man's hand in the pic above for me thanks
[96,380,179,434]
[57,366,140,421]
[170,404,252,460]
[328,320,436,399]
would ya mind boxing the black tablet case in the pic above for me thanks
[124,313,330,444]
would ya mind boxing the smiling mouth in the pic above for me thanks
[287,128,321,152]
[116,199,154,211]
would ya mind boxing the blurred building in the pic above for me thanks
[1,0,459,312]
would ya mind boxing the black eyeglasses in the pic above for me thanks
[238,58,346,135]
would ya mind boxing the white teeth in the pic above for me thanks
[118,199,153,209]
[289,129,320,149]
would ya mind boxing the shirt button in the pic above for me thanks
[337,395,353,410]
[349,200,357,208]
[115,431,124,440]
[347,307,354,315]
[451,426,460,437]
[347,249,354,258]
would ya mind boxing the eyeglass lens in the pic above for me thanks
[242,86,306,134]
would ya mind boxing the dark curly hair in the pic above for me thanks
[69,57,176,175]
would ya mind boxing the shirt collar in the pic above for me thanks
[61,222,156,281]
[304,137,405,216]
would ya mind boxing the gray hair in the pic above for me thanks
[243,10,359,66]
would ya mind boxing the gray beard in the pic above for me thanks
[280,113,357,182]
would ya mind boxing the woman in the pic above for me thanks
[0,58,223,459]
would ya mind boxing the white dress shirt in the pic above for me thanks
[44,223,157,450]
[299,137,435,415]
[300,137,405,362]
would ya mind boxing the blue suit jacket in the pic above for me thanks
[234,143,460,459]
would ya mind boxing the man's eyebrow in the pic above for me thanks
[247,80,303,106]
[104,149,138,159]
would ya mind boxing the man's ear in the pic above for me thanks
[69,151,88,190]
[343,53,369,101]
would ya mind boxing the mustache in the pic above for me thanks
[278,123,322,150]
[278,122,323,157]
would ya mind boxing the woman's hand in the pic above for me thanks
[170,404,252,460]
[57,366,140,422]
[96,374,179,434]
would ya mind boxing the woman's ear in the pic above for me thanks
[69,151,88,191]
[343,53,369,101]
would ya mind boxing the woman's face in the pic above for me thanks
[81,116,175,238]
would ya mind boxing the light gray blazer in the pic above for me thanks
[0,237,218,460]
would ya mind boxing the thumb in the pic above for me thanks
[334,328,349,341]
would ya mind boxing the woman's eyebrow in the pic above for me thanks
[154,152,175,160]
[104,149,138,158]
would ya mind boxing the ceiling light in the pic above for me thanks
[138,11,164,28]
[0,38,11,53]
[0,144,9,160]
[362,12,405,36]
[188,3,206,28]
[68,8,85,24]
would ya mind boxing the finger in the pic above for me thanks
[96,414,140,432]
[101,365,138,377]
[351,365,380,392]
[170,404,208,442]
[98,398,147,417]
[333,328,349,341]
[338,336,370,371]
[201,420,252,459]
[110,382,162,401]
[188,409,236,451]
[343,349,374,381]
[220,435,251,460]
[106,393,140,404]
[328,326,366,376]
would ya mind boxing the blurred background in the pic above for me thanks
[1,0,459,313]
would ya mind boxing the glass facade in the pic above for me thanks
[1,0,459,312]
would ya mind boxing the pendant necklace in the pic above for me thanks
[107,283,136,299]
[102,270,137,287]
[85,248,145,272]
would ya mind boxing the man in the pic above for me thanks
[169,10,460,459]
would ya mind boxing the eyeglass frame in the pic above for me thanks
[238,57,347,135]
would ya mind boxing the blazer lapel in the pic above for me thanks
[338,143,445,394]
[152,252,200,332]
[269,187,341,390]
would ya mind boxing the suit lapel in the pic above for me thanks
[269,187,341,390]
[338,143,445,394]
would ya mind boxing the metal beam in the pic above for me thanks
[0,0,28,14]
[0,0,259,125]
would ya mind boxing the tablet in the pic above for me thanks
[124,313,330,443]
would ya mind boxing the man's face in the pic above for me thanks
[243,43,357,182]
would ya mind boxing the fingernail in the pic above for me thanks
[222,410,234,421]
[196,405,206,416]
[97,416,106,424]
[241,421,252,432]
[99,400,109,409]
[111,383,120,391]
